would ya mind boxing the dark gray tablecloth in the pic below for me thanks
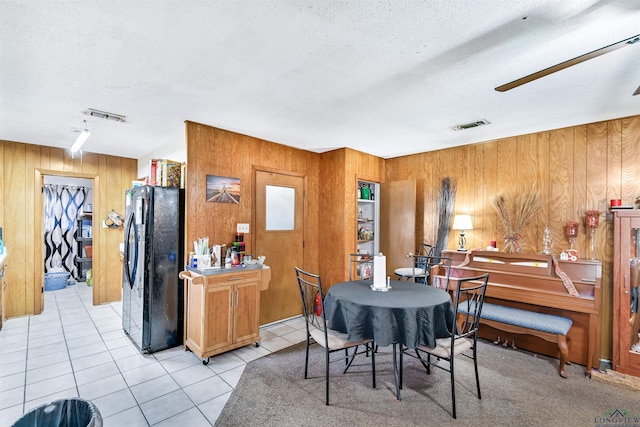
[323,280,455,348]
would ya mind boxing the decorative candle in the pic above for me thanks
[565,221,579,238]
[585,210,600,229]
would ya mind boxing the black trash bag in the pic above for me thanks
[12,397,102,427]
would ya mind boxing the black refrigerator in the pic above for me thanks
[122,185,184,354]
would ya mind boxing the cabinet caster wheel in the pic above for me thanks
[255,342,260,348]
[202,358,210,365]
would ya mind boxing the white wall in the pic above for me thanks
[43,175,93,207]
[137,141,186,179]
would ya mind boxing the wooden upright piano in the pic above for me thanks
[441,250,601,373]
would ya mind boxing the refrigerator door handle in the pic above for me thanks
[123,211,139,289]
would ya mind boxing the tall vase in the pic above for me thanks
[503,233,522,253]
[585,210,600,261]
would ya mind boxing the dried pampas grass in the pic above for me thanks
[490,186,542,253]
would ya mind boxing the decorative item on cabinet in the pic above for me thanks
[565,221,579,250]
[452,214,473,251]
[585,210,601,260]
[490,186,542,253]
[542,226,552,255]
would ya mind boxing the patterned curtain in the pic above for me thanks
[44,184,87,279]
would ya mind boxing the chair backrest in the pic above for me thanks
[452,273,490,339]
[294,266,327,334]
[348,253,373,281]
[417,243,435,257]
[412,254,452,286]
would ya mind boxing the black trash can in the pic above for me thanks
[11,397,102,427]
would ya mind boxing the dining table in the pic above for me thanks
[323,279,456,400]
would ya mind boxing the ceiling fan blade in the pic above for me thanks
[634,85,640,96]
[496,34,640,92]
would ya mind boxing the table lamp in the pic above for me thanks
[452,214,473,251]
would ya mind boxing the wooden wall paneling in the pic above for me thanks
[620,117,640,205]
[581,124,604,257]
[319,150,344,288]
[548,128,574,253]
[421,153,438,247]
[468,143,485,250]
[494,137,518,251]
[573,125,589,257]
[588,121,610,259]
[535,132,551,252]
[433,149,457,251]
[410,156,424,248]
[453,146,472,246]
[515,135,539,253]
[104,156,123,302]
[303,157,321,277]
[4,142,27,317]
[24,144,40,315]
[96,155,108,305]
[480,141,499,251]
[420,152,437,248]
[184,122,203,254]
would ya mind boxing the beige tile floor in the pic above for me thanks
[0,283,307,426]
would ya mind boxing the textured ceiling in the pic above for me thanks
[1,0,639,160]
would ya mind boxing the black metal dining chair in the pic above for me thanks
[394,243,435,282]
[294,266,376,405]
[411,255,452,287]
[401,273,489,419]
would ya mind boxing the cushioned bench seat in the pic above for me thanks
[459,301,573,378]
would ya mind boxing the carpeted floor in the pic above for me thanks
[215,339,640,426]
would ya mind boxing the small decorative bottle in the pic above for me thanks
[542,226,552,255]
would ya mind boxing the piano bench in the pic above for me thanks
[459,302,573,378]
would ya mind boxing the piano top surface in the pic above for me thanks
[441,250,601,313]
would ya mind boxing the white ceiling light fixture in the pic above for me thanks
[71,120,90,153]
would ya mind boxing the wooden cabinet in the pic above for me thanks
[180,267,270,363]
[613,210,640,377]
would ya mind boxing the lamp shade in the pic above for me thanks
[452,214,473,230]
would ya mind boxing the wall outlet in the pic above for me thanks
[237,223,250,233]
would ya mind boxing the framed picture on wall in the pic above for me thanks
[206,175,240,204]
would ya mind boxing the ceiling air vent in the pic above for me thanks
[84,108,126,122]
[451,119,490,131]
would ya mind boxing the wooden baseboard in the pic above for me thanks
[591,369,640,391]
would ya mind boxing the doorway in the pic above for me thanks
[255,170,304,325]
[43,176,92,280]
[36,171,97,312]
